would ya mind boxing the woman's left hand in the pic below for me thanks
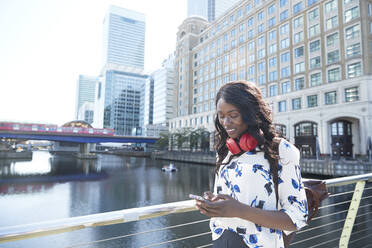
[195,194,243,218]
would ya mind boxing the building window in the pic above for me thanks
[292,98,302,110]
[294,62,305,73]
[325,91,337,105]
[269,71,278,82]
[293,16,304,29]
[278,100,287,112]
[344,6,359,23]
[269,30,276,41]
[294,46,304,58]
[258,36,265,46]
[295,77,305,90]
[246,3,252,13]
[346,43,361,58]
[269,84,278,96]
[293,2,302,14]
[258,75,266,85]
[258,61,266,72]
[309,40,320,52]
[260,87,266,97]
[281,67,290,78]
[258,11,264,21]
[280,23,289,34]
[249,65,256,75]
[345,87,359,102]
[310,56,321,69]
[280,0,288,7]
[327,50,339,64]
[268,4,276,14]
[345,24,360,40]
[307,95,318,108]
[326,16,338,30]
[280,10,289,21]
[325,0,337,13]
[258,23,265,33]
[269,57,277,67]
[280,38,290,49]
[247,17,254,27]
[269,43,277,54]
[308,8,319,22]
[369,3,372,16]
[294,31,304,43]
[328,67,340,82]
[308,0,319,6]
[281,81,291,93]
[310,72,321,87]
[309,24,320,37]
[280,51,290,63]
[258,48,266,59]
[347,62,362,78]
[327,32,338,46]
[275,124,287,137]
[268,17,276,28]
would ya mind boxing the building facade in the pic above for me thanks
[77,102,94,124]
[75,75,98,120]
[171,0,372,157]
[187,0,242,22]
[94,6,148,135]
[102,5,145,70]
[152,53,175,126]
[93,65,148,135]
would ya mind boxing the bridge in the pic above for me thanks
[0,130,158,144]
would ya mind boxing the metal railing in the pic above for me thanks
[1,173,372,247]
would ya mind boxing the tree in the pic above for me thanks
[155,132,169,150]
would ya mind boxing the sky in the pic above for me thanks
[0,0,186,125]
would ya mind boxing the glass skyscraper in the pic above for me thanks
[94,6,148,135]
[102,5,145,70]
[75,75,98,120]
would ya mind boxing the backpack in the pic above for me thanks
[274,178,330,247]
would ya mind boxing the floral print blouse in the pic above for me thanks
[210,139,308,247]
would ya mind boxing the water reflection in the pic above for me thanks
[0,151,214,248]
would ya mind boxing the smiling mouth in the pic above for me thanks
[226,128,236,133]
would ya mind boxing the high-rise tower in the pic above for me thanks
[94,6,148,135]
[102,5,145,70]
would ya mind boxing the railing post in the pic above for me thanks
[339,180,366,247]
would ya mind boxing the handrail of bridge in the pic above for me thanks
[0,173,372,246]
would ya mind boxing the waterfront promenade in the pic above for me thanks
[152,150,372,177]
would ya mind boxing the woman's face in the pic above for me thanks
[216,98,247,139]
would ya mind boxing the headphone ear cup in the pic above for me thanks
[226,137,241,155]
[239,133,258,151]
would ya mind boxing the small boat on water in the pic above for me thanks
[162,163,177,172]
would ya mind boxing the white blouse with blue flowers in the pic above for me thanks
[210,139,308,247]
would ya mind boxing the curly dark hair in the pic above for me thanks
[214,81,280,184]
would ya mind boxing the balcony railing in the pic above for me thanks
[1,173,372,247]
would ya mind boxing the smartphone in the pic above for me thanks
[189,194,206,201]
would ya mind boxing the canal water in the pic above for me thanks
[0,151,371,247]
[0,151,214,248]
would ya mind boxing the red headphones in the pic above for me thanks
[226,133,258,154]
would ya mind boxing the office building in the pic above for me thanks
[75,75,98,120]
[171,0,372,158]
[94,6,147,135]
[102,5,145,70]
[93,64,148,135]
[77,102,94,124]
[187,0,241,22]
[152,53,175,126]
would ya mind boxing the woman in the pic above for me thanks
[195,81,308,247]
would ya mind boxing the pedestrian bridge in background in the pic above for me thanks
[1,173,371,247]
